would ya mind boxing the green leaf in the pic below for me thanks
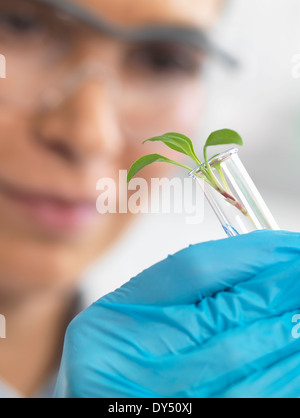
[205,129,243,148]
[127,154,193,183]
[204,129,243,161]
[143,133,201,165]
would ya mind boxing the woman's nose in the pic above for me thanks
[34,76,124,165]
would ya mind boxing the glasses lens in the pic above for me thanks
[0,0,81,108]
[118,39,205,135]
[0,0,205,118]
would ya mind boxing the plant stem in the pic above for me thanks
[214,163,231,194]
[195,169,256,226]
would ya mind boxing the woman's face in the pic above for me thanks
[0,0,222,298]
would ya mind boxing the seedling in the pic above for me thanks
[127,129,251,220]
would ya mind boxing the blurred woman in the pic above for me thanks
[0,0,223,397]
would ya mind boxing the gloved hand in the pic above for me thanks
[54,230,300,398]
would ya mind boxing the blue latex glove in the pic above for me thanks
[54,230,300,398]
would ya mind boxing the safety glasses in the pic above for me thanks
[0,0,236,119]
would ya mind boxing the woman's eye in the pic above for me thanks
[127,43,203,75]
[0,12,43,35]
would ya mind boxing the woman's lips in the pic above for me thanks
[19,196,97,230]
[0,178,98,231]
